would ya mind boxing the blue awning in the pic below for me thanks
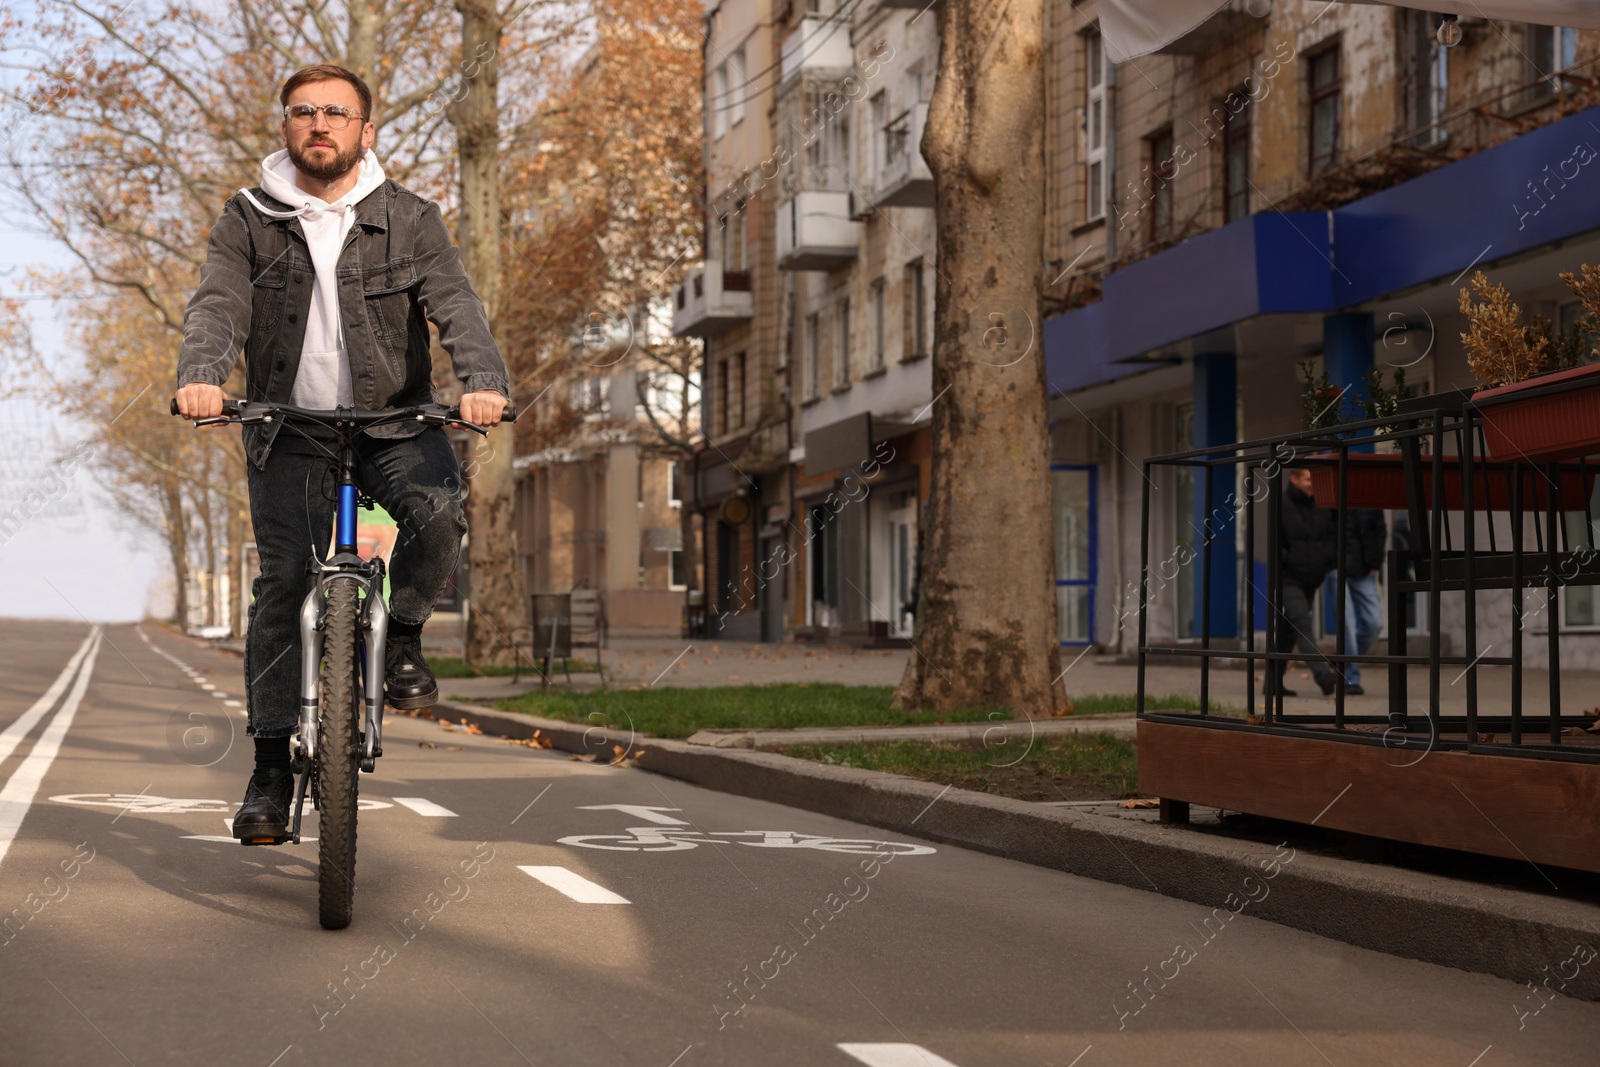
[1046,103,1600,396]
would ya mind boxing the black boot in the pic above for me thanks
[233,766,295,841]
[385,631,438,710]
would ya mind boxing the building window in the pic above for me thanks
[782,292,795,370]
[1309,46,1341,177]
[1147,127,1175,243]
[1527,25,1578,102]
[731,352,746,430]
[869,90,887,182]
[716,358,730,435]
[869,278,886,372]
[729,45,747,126]
[806,311,821,399]
[668,461,683,508]
[834,296,852,388]
[1084,30,1110,222]
[666,548,688,591]
[711,62,728,140]
[1222,96,1249,222]
[903,259,927,359]
[1403,10,1449,147]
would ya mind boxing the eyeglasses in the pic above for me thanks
[284,103,366,130]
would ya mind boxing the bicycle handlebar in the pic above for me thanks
[169,397,518,436]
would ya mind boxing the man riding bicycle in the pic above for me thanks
[173,64,509,842]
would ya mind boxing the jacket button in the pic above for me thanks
[293,274,303,283]
[288,313,298,323]
[275,359,286,370]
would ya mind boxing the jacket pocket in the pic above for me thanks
[251,258,288,332]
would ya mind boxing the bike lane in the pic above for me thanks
[0,620,1597,1066]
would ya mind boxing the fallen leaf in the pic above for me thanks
[464,723,484,735]
[417,741,437,749]
[1584,707,1600,718]
[1475,732,1497,743]
[446,745,465,751]
[1245,715,1265,725]
[1122,798,1159,809]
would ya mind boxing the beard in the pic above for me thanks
[288,137,362,182]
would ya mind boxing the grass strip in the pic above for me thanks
[494,684,1001,739]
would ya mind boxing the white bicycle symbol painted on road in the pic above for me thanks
[557,827,936,855]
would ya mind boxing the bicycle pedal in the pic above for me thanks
[240,834,293,847]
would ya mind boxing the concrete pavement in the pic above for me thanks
[2,618,1598,1065]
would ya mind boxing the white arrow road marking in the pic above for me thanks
[518,866,631,903]
[392,797,458,817]
[837,1044,965,1067]
[0,628,102,870]
[578,804,689,825]
[0,629,98,768]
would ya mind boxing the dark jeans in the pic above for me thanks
[244,426,465,737]
[1273,579,1335,688]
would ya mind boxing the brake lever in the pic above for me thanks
[448,417,491,436]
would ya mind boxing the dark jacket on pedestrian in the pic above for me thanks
[175,179,510,469]
[1343,508,1387,576]
[1281,481,1337,587]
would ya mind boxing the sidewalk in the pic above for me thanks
[212,629,1600,721]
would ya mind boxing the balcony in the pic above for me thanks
[671,261,753,338]
[873,102,934,208]
[780,18,854,88]
[777,191,861,271]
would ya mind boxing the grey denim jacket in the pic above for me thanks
[175,179,510,468]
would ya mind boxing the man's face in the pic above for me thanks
[1289,468,1313,494]
[281,78,374,182]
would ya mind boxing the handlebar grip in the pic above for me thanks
[445,403,518,424]
[171,397,241,418]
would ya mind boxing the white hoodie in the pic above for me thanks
[241,148,388,409]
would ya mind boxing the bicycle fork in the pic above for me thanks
[285,568,388,843]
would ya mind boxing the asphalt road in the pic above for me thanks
[1,618,1597,1067]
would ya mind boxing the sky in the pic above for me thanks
[0,212,169,623]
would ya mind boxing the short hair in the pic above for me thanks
[279,64,373,120]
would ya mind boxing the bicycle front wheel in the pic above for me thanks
[316,578,361,929]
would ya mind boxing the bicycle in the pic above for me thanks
[173,397,515,928]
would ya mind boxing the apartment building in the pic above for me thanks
[513,332,697,635]
[1044,4,1600,664]
[677,0,937,642]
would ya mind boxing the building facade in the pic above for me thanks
[679,0,938,644]
[1044,4,1600,665]
[676,1,1600,663]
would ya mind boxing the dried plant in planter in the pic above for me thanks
[1300,360,1346,431]
[1458,270,1550,388]
[1299,361,1416,435]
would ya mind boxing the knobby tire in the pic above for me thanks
[317,578,361,929]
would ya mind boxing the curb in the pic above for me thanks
[433,698,1600,999]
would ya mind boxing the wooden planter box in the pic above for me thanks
[1475,362,1600,462]
[1306,453,1594,511]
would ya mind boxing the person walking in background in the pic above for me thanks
[1338,508,1388,695]
[1271,467,1338,697]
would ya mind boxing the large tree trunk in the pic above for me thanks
[892,0,1064,717]
[449,0,521,666]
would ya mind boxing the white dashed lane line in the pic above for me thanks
[137,626,248,716]
[517,866,631,904]
[837,1044,965,1067]
[392,797,458,818]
